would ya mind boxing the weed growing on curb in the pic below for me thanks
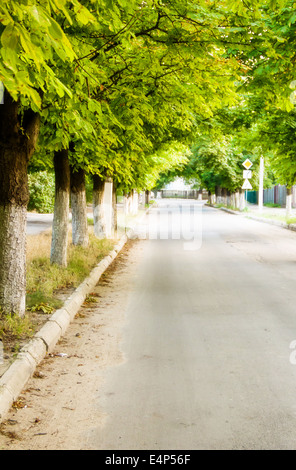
[0,229,116,364]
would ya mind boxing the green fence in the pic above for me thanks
[245,190,257,204]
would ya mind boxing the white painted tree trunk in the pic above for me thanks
[93,175,106,239]
[292,185,296,208]
[234,191,240,209]
[124,195,130,216]
[0,90,40,316]
[70,167,89,247]
[239,189,245,211]
[125,192,133,215]
[71,191,89,246]
[50,149,70,267]
[131,190,139,215]
[286,187,292,219]
[112,180,118,238]
[230,193,235,208]
[103,178,113,239]
[222,189,227,206]
[50,190,69,267]
[0,204,27,316]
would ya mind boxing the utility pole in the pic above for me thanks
[258,156,264,212]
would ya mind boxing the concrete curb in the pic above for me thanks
[245,215,296,232]
[0,229,132,423]
[205,203,240,216]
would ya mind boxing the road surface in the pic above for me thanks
[3,200,296,450]
[26,213,53,235]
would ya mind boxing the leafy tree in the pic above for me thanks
[0,0,93,315]
[28,171,55,213]
[2,0,293,316]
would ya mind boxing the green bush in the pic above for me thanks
[264,202,281,208]
[28,171,55,213]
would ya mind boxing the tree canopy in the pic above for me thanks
[2,0,296,315]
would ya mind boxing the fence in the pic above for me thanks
[246,184,296,207]
[158,184,296,207]
[160,189,208,199]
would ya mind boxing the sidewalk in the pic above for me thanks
[0,203,154,424]
[246,202,296,220]
[216,201,296,232]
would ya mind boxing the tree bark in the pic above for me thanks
[112,180,118,237]
[216,186,222,204]
[0,90,40,316]
[234,191,240,210]
[93,174,106,238]
[286,186,292,218]
[70,166,89,247]
[239,188,245,211]
[103,178,113,239]
[145,190,150,205]
[123,193,130,216]
[50,150,70,266]
[222,188,227,206]
[132,190,139,215]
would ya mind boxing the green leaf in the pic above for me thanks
[1,23,18,49]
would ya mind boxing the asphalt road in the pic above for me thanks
[89,200,296,450]
[26,213,53,235]
[7,199,296,450]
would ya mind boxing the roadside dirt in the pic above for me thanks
[0,239,144,450]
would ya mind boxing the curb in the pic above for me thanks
[245,215,296,232]
[0,229,132,423]
[205,203,240,216]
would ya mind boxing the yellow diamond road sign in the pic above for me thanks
[242,158,253,170]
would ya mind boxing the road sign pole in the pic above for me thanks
[242,159,253,209]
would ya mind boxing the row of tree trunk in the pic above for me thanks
[0,118,148,317]
[50,149,142,267]
[208,187,246,211]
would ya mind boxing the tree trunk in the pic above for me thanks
[0,90,40,316]
[128,191,133,213]
[93,174,106,238]
[50,149,70,266]
[230,192,235,208]
[222,188,227,206]
[103,178,113,239]
[112,180,118,238]
[216,186,222,204]
[292,185,296,208]
[239,188,245,211]
[145,190,150,205]
[234,191,240,210]
[123,193,130,216]
[286,186,292,218]
[70,166,89,247]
